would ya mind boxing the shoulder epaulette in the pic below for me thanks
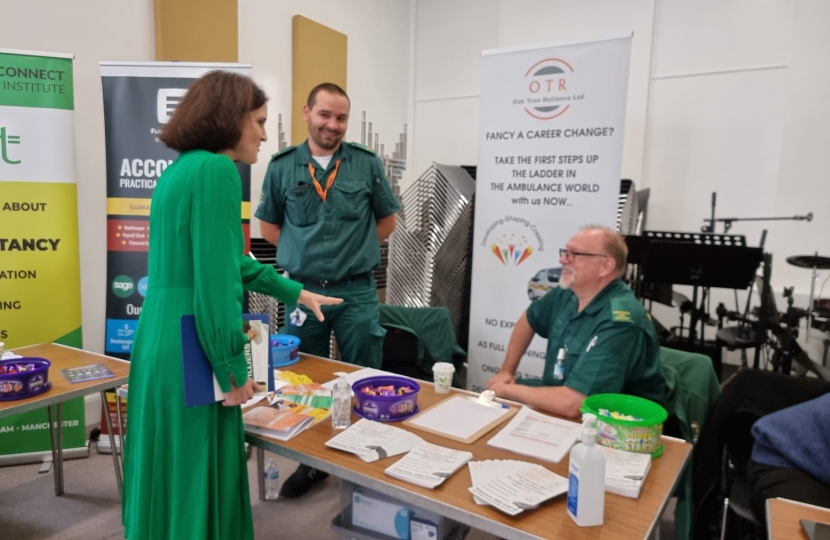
[346,141,376,154]
[270,145,297,161]
[610,297,633,323]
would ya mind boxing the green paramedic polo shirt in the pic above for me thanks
[523,279,666,405]
[255,140,400,282]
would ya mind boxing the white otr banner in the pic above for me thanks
[467,34,633,392]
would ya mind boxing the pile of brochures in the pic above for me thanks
[384,442,473,489]
[468,460,569,516]
[325,419,423,463]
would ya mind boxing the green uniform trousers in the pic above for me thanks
[283,278,385,368]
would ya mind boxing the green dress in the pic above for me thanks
[122,150,302,540]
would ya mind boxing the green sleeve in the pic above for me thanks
[191,155,249,393]
[526,287,564,338]
[254,161,284,225]
[565,321,642,396]
[239,255,303,303]
[370,155,400,218]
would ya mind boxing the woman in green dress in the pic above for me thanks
[122,71,341,540]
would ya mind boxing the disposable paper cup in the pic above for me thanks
[432,362,455,394]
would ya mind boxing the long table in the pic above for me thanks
[0,343,130,496]
[244,354,691,540]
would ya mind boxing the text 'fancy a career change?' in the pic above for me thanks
[484,126,616,209]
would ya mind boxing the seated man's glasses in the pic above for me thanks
[559,248,609,263]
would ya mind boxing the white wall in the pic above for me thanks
[0,0,156,360]
[239,0,412,238]
[413,0,830,348]
[411,0,656,187]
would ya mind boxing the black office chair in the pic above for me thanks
[380,325,430,381]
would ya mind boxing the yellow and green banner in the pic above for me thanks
[0,49,85,457]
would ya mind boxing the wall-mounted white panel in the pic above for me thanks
[414,0,500,101]
[651,0,794,78]
[410,97,480,190]
[643,68,786,250]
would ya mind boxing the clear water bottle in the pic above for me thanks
[332,371,352,430]
[264,459,279,500]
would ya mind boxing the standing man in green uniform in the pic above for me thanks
[256,82,400,497]
[486,226,665,418]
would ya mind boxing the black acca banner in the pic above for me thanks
[100,62,253,359]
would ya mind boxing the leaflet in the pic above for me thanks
[325,418,423,463]
[468,462,568,516]
[601,445,652,498]
[486,406,581,463]
[467,459,532,505]
[384,442,473,489]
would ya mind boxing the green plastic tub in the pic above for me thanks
[581,393,668,458]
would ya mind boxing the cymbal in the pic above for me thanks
[786,255,830,269]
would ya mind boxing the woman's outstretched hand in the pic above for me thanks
[297,289,344,321]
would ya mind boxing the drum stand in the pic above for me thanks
[806,265,820,343]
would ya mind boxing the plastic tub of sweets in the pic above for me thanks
[581,393,668,458]
[352,375,420,422]
[0,357,52,401]
[270,335,301,368]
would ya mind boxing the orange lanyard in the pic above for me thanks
[308,159,341,202]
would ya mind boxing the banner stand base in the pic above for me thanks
[97,435,122,455]
[0,441,90,467]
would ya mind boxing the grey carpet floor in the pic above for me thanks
[0,444,674,539]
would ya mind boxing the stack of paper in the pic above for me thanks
[384,442,473,489]
[486,406,581,463]
[467,460,529,505]
[600,446,652,498]
[468,460,568,516]
[243,399,330,441]
[273,370,314,386]
[325,418,423,463]
[274,383,333,409]
[408,395,512,442]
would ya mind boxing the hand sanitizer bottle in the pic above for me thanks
[331,372,351,430]
[567,413,606,527]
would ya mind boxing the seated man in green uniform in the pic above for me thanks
[486,226,665,418]
[255,83,400,497]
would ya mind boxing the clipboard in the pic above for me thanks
[403,394,519,444]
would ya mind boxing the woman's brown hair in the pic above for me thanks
[159,70,268,153]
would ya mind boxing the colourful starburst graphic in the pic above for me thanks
[490,233,534,266]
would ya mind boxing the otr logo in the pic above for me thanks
[0,127,21,164]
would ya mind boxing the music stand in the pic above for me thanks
[626,232,764,349]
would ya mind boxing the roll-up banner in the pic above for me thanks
[467,35,633,392]
[0,48,86,460]
[100,62,253,359]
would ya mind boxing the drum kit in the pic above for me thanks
[711,251,830,379]
[756,252,830,379]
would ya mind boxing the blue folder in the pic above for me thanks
[181,314,273,407]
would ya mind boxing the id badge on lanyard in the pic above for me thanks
[553,346,566,380]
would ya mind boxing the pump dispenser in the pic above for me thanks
[567,412,606,526]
